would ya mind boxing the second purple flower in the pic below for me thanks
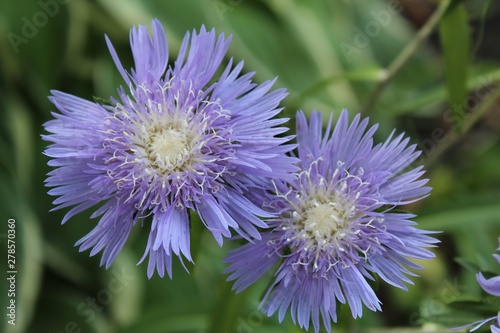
[224,110,439,332]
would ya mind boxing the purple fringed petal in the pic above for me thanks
[105,36,131,86]
[129,18,168,85]
[196,196,236,246]
[138,205,192,279]
[478,272,500,297]
[152,206,192,263]
[139,230,174,279]
[75,199,135,269]
[340,265,381,318]
[223,234,280,293]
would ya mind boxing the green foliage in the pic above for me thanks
[439,2,470,130]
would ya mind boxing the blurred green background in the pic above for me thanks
[1,0,500,332]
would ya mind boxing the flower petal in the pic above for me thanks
[477,272,500,297]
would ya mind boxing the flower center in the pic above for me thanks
[279,165,383,270]
[293,196,354,248]
[147,127,190,171]
[282,167,367,254]
[103,87,237,209]
[303,202,346,238]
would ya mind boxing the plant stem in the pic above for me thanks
[207,277,251,333]
[361,0,452,116]
[425,85,500,166]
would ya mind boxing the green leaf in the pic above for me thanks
[420,300,482,328]
[207,279,252,333]
[108,250,144,327]
[447,299,498,317]
[291,67,385,106]
[438,3,470,130]
[417,203,500,230]
[423,311,481,329]
[454,257,481,274]
[391,66,500,116]
[115,314,208,333]
[472,0,493,55]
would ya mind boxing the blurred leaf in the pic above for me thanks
[43,243,92,287]
[455,258,481,274]
[267,0,359,110]
[472,0,493,55]
[438,3,470,129]
[7,96,35,194]
[456,223,499,275]
[392,66,500,116]
[207,279,252,333]
[423,311,482,329]
[115,314,207,333]
[418,203,500,230]
[420,299,484,329]
[28,290,109,333]
[108,250,144,327]
[447,299,498,317]
[96,0,158,35]
[291,66,385,106]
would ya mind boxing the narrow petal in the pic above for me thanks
[223,235,280,293]
[75,200,135,269]
[196,197,235,246]
[477,272,500,296]
[152,205,192,262]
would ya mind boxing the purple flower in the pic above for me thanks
[459,238,500,332]
[224,110,438,332]
[43,19,297,278]
[477,243,500,297]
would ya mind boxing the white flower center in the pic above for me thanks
[281,166,366,255]
[147,127,191,172]
[293,195,354,248]
[103,85,235,209]
[303,202,346,238]
[118,100,206,176]
[278,164,382,270]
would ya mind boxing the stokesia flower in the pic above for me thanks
[224,110,438,332]
[43,19,297,278]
